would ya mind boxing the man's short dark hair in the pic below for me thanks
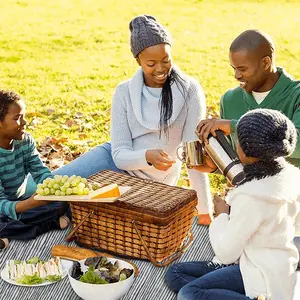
[230,29,274,59]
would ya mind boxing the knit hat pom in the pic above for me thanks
[129,15,172,57]
[237,109,297,160]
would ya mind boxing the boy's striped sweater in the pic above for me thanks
[0,133,52,220]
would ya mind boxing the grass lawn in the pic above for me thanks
[0,0,300,189]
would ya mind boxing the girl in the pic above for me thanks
[166,108,300,299]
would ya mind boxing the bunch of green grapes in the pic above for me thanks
[36,175,90,196]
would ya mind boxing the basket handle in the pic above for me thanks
[132,220,194,267]
[66,210,94,242]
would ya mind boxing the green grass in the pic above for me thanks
[1,0,300,191]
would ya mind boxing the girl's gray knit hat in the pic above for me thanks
[129,15,172,58]
[237,108,297,160]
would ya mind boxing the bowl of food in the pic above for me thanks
[68,256,135,300]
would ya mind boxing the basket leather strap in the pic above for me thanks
[66,210,95,242]
[132,220,194,267]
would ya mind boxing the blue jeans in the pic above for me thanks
[26,142,123,193]
[0,201,69,240]
[54,142,122,177]
[166,261,252,300]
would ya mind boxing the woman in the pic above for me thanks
[53,15,212,224]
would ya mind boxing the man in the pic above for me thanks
[197,29,300,168]
[196,29,300,274]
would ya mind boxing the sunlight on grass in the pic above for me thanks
[0,0,299,190]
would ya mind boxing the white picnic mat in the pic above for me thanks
[0,219,214,300]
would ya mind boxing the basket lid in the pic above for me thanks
[88,170,197,218]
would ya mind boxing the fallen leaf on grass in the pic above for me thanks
[78,133,88,139]
[207,105,219,118]
[37,136,84,170]
[26,112,41,118]
[48,152,65,169]
[64,119,76,127]
[184,178,191,187]
[40,137,69,147]
[47,108,56,115]
[74,111,84,118]
[28,116,40,129]
[51,137,69,144]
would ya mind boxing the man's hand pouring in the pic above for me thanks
[196,118,232,144]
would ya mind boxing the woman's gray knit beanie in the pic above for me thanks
[129,15,172,58]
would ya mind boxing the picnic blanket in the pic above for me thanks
[0,219,214,300]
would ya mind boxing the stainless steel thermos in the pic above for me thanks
[203,131,245,185]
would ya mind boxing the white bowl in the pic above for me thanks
[68,257,135,300]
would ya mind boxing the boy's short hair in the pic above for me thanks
[0,90,23,121]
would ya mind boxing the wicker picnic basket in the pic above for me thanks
[67,170,197,267]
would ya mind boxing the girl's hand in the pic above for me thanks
[146,149,176,171]
[213,194,230,217]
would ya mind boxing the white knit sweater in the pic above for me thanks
[209,163,300,300]
[110,67,212,214]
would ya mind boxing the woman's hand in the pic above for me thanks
[196,118,232,144]
[213,194,230,217]
[146,149,176,171]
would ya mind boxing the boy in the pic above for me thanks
[0,90,69,249]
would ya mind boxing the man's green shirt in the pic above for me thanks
[221,67,300,167]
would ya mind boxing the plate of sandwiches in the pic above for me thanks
[1,256,69,286]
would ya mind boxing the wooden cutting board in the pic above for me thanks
[34,186,131,203]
